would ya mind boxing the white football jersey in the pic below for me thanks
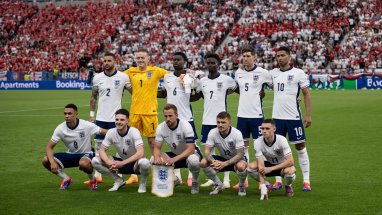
[51,119,101,154]
[254,134,292,165]
[235,66,272,118]
[206,127,245,160]
[270,67,310,120]
[196,73,236,125]
[163,72,194,121]
[102,127,143,160]
[155,119,197,155]
[92,71,131,122]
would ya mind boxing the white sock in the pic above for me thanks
[92,157,122,181]
[275,176,282,183]
[174,168,182,180]
[297,147,310,183]
[87,173,94,180]
[247,168,259,182]
[224,171,230,182]
[94,170,102,178]
[56,170,69,180]
[284,173,296,186]
[204,167,222,185]
[188,170,192,179]
[138,158,150,184]
[237,170,247,186]
[187,155,200,183]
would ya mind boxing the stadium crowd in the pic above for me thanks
[0,0,381,76]
[219,0,358,71]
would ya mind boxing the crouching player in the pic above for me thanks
[42,104,107,190]
[152,104,201,194]
[247,119,296,200]
[91,109,150,192]
[200,112,248,196]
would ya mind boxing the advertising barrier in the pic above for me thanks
[356,77,382,89]
[0,80,91,90]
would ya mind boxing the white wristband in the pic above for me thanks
[90,111,95,117]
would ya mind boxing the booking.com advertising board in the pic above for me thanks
[0,78,380,90]
[0,80,91,90]
[356,77,382,89]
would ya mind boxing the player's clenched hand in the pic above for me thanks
[50,162,59,173]
[304,115,312,128]
[107,161,118,172]
[211,160,226,170]
[154,157,165,165]
[165,157,176,166]
[263,167,273,175]
[113,161,124,169]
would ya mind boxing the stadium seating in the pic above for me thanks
[0,0,380,75]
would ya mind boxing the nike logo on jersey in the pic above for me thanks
[238,76,244,79]
[202,85,207,87]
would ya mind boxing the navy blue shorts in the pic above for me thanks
[95,120,115,141]
[200,124,217,144]
[165,147,203,169]
[264,161,283,177]
[211,155,248,172]
[237,117,263,140]
[188,121,198,141]
[113,157,139,174]
[274,119,306,144]
[54,152,94,169]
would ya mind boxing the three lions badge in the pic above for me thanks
[152,165,174,197]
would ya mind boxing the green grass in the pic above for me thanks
[0,90,381,215]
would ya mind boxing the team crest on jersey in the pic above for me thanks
[253,75,259,82]
[217,82,223,89]
[228,141,235,149]
[147,71,153,79]
[125,139,131,145]
[79,131,85,138]
[275,149,282,156]
[114,80,120,86]
[177,134,181,140]
[288,75,294,82]
[158,167,168,182]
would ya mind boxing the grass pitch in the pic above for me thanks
[0,89,381,215]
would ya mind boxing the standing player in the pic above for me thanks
[152,104,201,194]
[157,52,198,187]
[233,45,272,189]
[42,104,107,190]
[124,48,168,185]
[200,112,247,196]
[89,52,131,183]
[247,119,296,200]
[194,53,237,188]
[270,46,312,192]
[91,109,150,192]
